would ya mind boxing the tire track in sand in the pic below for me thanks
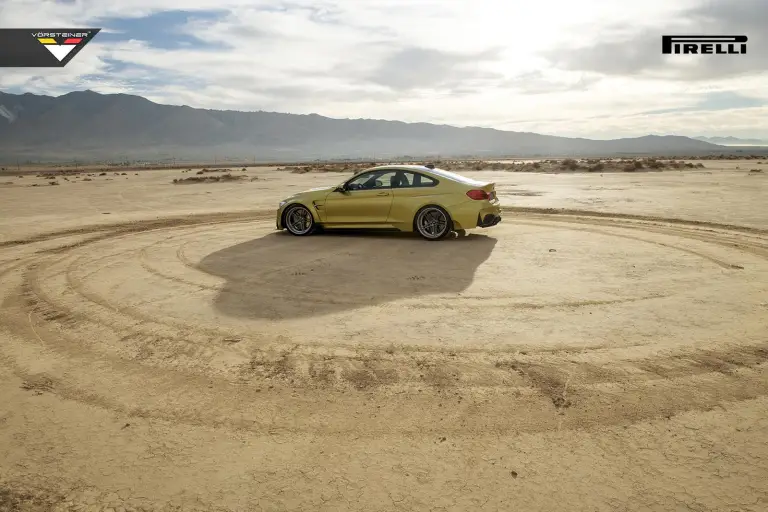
[0,208,766,436]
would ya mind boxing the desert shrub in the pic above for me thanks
[588,162,604,172]
[49,181,59,185]
[532,162,541,169]
[172,173,246,184]
[646,159,663,169]
[99,172,106,176]
[634,160,643,169]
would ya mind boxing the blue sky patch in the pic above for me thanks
[95,9,231,51]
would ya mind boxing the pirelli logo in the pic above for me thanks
[662,35,748,55]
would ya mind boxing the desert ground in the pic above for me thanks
[0,160,767,511]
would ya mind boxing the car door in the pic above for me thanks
[324,170,396,225]
[387,171,441,225]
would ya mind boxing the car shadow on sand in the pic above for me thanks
[197,230,497,320]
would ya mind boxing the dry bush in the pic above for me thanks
[588,162,604,172]
[646,158,663,169]
[172,173,247,184]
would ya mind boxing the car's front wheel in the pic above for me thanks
[284,205,316,236]
[414,205,452,240]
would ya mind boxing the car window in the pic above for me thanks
[346,170,398,190]
[395,171,438,188]
[413,173,437,187]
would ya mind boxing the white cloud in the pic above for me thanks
[1,0,766,138]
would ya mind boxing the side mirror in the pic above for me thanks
[334,184,347,193]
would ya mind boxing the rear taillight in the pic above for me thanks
[466,189,489,200]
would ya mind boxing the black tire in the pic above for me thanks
[283,205,316,236]
[414,205,452,240]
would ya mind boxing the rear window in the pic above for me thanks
[427,167,486,185]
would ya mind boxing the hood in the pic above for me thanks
[285,185,335,201]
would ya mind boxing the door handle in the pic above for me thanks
[376,192,389,196]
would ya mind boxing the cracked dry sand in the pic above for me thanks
[1,163,767,511]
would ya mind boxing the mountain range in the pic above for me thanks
[693,136,767,146]
[1,90,765,163]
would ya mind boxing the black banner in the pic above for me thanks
[0,28,101,67]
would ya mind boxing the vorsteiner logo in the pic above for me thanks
[0,28,100,67]
[662,35,748,55]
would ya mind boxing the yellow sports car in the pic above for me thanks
[276,164,501,240]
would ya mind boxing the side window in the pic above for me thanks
[346,172,377,190]
[346,171,398,190]
[402,172,437,188]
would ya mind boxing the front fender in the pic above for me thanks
[277,199,322,229]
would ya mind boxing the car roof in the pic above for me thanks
[356,165,487,186]
[362,164,435,172]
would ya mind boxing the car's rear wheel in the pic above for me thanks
[284,205,315,236]
[415,206,452,240]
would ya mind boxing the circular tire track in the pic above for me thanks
[0,207,767,435]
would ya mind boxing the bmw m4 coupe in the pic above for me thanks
[276,165,501,240]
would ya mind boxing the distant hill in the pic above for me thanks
[0,89,741,163]
[693,136,767,146]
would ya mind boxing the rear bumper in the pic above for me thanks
[476,204,502,228]
[477,213,501,227]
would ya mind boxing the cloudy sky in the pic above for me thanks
[2,0,766,139]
